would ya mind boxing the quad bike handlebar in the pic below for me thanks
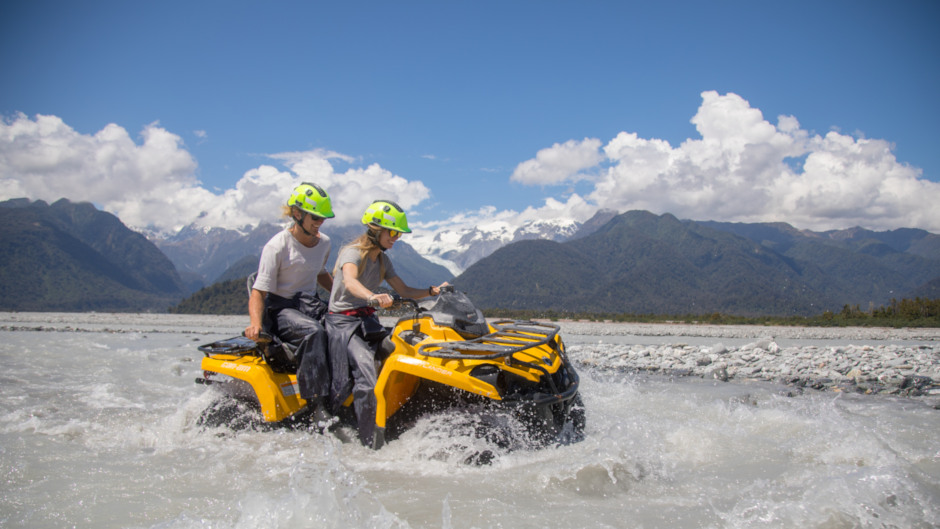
[367,287,453,312]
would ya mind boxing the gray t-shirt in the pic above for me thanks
[329,246,397,312]
[252,229,331,298]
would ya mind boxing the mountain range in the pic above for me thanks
[453,210,940,316]
[1,198,937,315]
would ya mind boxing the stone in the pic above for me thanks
[708,366,729,382]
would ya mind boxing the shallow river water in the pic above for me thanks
[1,313,937,528]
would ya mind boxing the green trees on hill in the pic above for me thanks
[879,297,940,319]
[169,277,939,327]
[168,278,246,315]
[815,297,940,327]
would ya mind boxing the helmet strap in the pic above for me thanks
[293,209,313,236]
[367,227,387,251]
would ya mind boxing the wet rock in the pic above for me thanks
[901,375,933,391]
[710,344,729,356]
[707,365,729,382]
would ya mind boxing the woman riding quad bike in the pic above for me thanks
[196,200,583,448]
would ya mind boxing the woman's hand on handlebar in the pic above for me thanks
[369,292,395,309]
[429,282,451,296]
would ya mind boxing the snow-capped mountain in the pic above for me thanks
[408,217,584,275]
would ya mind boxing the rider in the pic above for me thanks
[245,182,334,419]
[326,199,449,446]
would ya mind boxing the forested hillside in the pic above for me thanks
[453,211,940,317]
[0,199,186,311]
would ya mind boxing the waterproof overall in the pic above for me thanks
[325,312,388,446]
[265,291,331,401]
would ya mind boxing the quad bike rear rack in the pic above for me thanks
[417,319,564,361]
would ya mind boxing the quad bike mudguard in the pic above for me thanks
[196,336,306,423]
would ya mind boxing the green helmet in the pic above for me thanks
[361,199,411,233]
[287,182,334,218]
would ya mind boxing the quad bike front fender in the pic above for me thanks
[373,354,503,431]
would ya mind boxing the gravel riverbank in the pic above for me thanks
[555,321,940,404]
[552,320,940,342]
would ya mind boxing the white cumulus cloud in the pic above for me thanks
[0,113,431,235]
[0,113,213,231]
[510,138,604,185]
[511,91,940,232]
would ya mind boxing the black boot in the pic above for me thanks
[311,397,333,425]
[299,396,334,432]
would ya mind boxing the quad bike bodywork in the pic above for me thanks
[196,287,584,448]
[196,335,306,423]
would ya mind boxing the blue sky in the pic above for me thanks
[2,0,939,237]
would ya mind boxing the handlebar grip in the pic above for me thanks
[368,293,402,308]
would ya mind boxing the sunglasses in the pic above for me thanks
[387,229,402,239]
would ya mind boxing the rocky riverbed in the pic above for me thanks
[556,321,940,404]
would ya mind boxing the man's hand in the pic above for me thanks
[244,324,262,341]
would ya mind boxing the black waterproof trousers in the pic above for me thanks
[325,313,386,446]
[266,292,330,401]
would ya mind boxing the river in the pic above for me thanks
[1,313,937,528]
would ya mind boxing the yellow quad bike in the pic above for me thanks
[196,287,584,448]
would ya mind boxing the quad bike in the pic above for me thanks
[195,286,584,449]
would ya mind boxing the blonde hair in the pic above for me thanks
[335,228,386,279]
[282,205,297,218]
